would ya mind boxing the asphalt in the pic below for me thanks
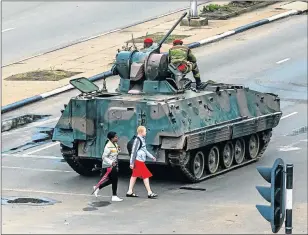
[1,15,307,233]
[2,1,203,65]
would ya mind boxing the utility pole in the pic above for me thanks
[181,0,208,27]
[189,0,199,19]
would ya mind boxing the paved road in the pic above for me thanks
[2,15,307,233]
[1,1,203,65]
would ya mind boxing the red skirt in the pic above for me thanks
[132,160,153,179]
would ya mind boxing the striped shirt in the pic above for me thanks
[130,135,155,165]
[102,140,120,168]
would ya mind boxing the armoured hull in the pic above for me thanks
[52,85,282,181]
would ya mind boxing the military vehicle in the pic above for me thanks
[52,12,282,182]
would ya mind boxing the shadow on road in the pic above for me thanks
[118,162,187,186]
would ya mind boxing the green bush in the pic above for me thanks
[202,4,222,12]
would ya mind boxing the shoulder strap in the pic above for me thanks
[111,141,118,149]
[104,140,109,148]
[137,136,142,150]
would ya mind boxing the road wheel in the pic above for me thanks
[221,141,234,169]
[206,146,220,174]
[246,134,260,159]
[234,138,245,164]
[190,151,205,180]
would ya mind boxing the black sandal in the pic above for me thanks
[126,192,139,197]
[148,193,158,199]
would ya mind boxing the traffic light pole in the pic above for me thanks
[285,164,293,234]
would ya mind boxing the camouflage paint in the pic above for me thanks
[52,77,282,164]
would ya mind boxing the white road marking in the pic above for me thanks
[2,27,15,33]
[278,146,301,152]
[278,139,306,152]
[2,166,73,173]
[281,112,298,120]
[2,117,59,136]
[1,153,61,160]
[276,58,290,64]
[2,188,109,198]
[26,142,60,155]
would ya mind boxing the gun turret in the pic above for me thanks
[113,12,189,94]
[155,12,187,53]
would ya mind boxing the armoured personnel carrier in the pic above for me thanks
[52,12,282,182]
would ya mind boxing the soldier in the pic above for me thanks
[169,39,202,89]
[143,38,153,49]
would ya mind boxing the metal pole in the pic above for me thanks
[190,0,199,18]
[285,164,293,234]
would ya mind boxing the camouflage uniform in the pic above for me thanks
[168,45,201,87]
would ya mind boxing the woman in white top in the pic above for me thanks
[93,131,123,202]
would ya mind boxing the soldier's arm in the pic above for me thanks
[187,49,197,63]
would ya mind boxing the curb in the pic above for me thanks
[187,9,304,48]
[1,9,305,114]
[1,70,113,113]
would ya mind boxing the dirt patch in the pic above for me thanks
[287,126,308,136]
[2,126,54,154]
[200,1,278,20]
[2,114,50,132]
[4,69,82,81]
[7,198,49,204]
[2,196,59,206]
[126,32,190,44]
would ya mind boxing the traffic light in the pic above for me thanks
[256,158,286,233]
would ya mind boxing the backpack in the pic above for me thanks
[127,135,142,156]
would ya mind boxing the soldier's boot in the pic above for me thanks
[195,78,202,89]
[191,63,202,89]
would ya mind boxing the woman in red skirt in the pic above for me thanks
[126,126,158,199]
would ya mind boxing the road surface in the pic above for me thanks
[1,15,307,234]
[2,1,201,65]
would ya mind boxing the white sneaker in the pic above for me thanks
[111,196,123,202]
[93,186,99,197]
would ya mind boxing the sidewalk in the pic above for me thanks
[1,1,305,106]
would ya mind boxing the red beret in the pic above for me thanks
[173,39,183,44]
[144,38,153,43]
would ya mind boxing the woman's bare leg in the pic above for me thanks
[143,178,153,195]
[127,176,137,194]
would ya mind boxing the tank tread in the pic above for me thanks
[60,143,99,177]
[178,130,272,183]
